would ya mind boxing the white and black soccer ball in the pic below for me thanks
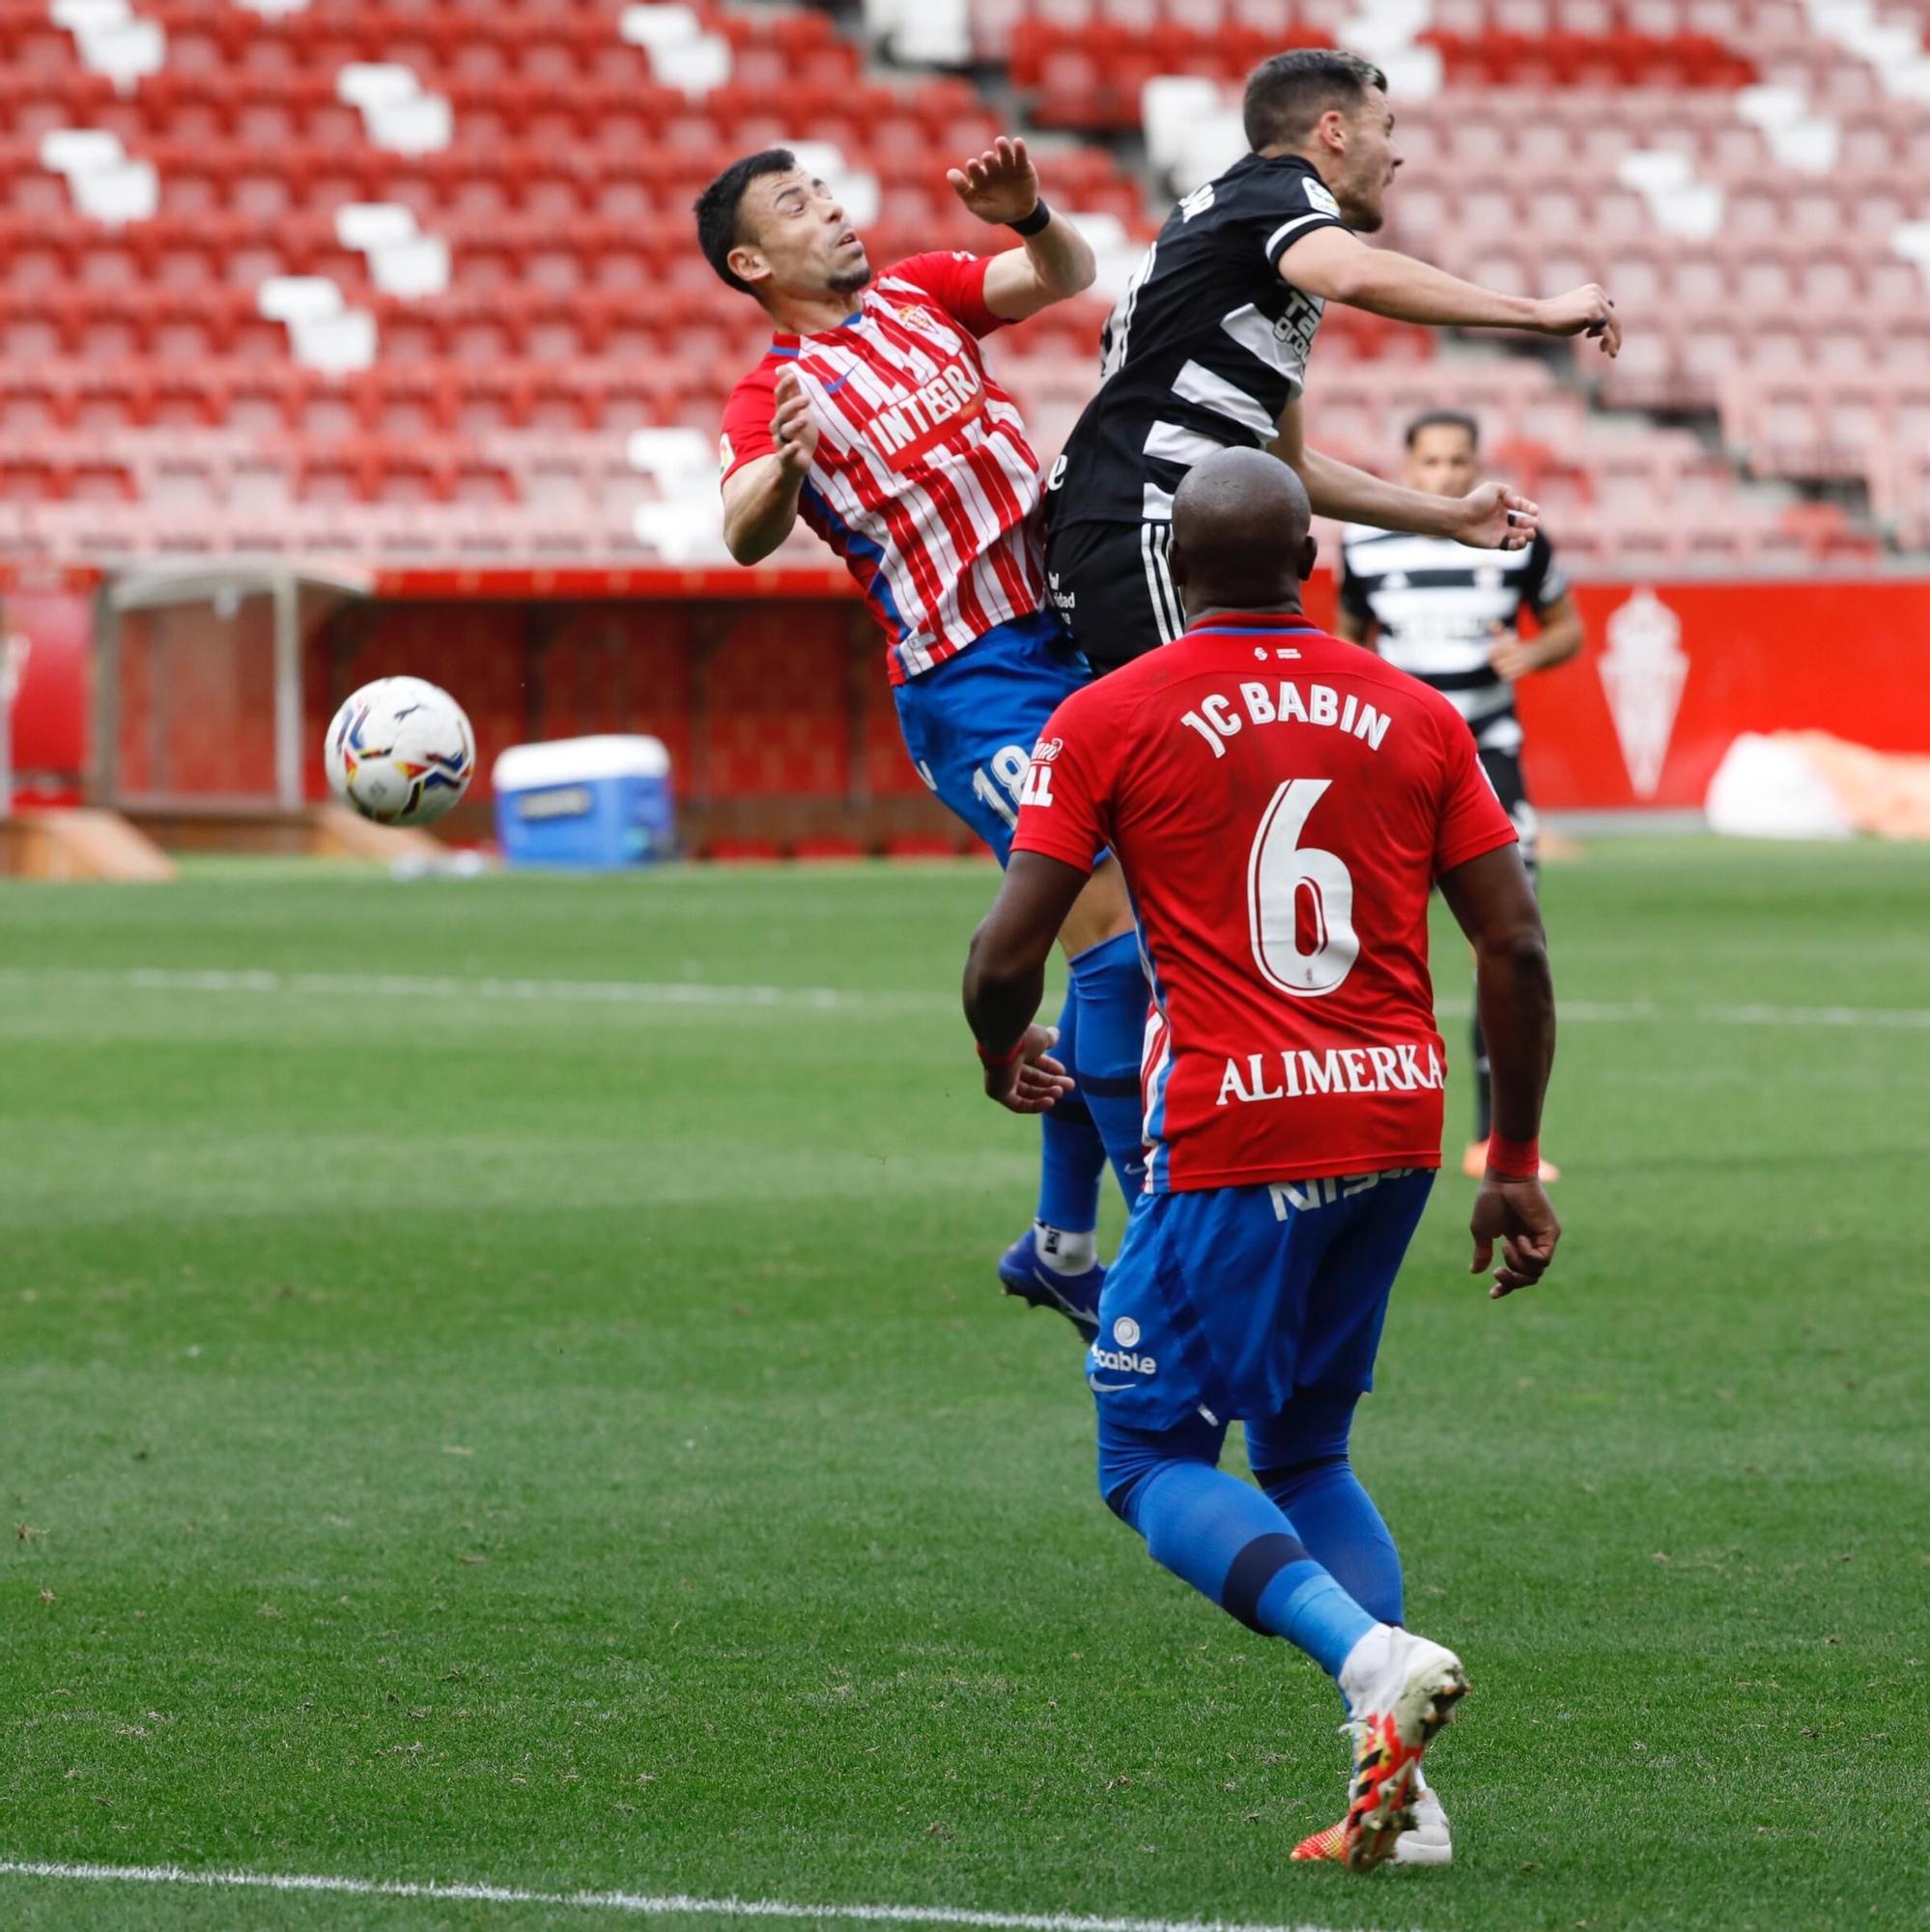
[324,676,475,827]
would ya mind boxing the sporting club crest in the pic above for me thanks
[1598,588,1688,798]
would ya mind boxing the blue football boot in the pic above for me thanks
[997,1229,1103,1343]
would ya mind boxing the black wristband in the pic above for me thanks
[1008,200,1051,238]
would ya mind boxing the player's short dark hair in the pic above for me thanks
[694,148,797,296]
[1405,410,1481,451]
[1242,48,1388,152]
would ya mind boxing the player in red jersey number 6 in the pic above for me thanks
[963,448,1561,1871]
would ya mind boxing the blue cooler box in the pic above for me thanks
[492,735,675,868]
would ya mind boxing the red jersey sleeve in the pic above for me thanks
[1011,688,1110,873]
[719,360,781,485]
[1433,712,1519,876]
[886,250,1005,339]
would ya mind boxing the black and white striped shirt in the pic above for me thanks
[1044,154,1350,532]
[1337,526,1569,754]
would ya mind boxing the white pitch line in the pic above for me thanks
[0,966,947,1015]
[2,967,1928,1034]
[1435,994,1930,1032]
[0,1861,1377,1932]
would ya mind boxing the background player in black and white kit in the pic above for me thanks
[1336,410,1584,1182]
[1044,48,1620,674]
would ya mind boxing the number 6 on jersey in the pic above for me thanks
[1247,779,1359,996]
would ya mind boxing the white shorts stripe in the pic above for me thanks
[1155,524,1185,639]
[1140,521,1182,644]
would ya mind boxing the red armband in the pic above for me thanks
[1486,1134,1541,1180]
[976,1035,1026,1068]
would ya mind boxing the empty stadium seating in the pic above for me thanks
[0,0,1918,568]
[1016,19,1751,128]
[1129,0,1930,543]
[0,0,1152,562]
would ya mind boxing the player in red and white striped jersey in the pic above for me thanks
[720,242,1043,681]
[706,141,1083,680]
[696,142,1153,1338]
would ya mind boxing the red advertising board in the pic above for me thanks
[1296,572,1928,812]
[1515,582,1930,811]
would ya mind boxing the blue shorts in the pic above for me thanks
[892,611,1092,865]
[1086,1168,1436,1433]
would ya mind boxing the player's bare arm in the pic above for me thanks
[1436,844,1560,1296]
[1272,398,1540,553]
[1277,227,1621,357]
[948,136,1098,319]
[721,368,818,564]
[963,850,1088,1112]
[1490,589,1584,682]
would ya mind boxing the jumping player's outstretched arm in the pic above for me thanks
[1272,398,1539,552]
[721,367,817,564]
[949,137,1098,320]
[1278,227,1621,357]
[963,850,1088,1113]
[1437,843,1561,1297]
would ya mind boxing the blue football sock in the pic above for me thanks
[1117,1458,1378,1681]
[1036,981,1105,1239]
[1066,930,1149,1203]
[1250,1394,1404,1627]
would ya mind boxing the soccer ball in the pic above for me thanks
[324,677,476,827]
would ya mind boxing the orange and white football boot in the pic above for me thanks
[1323,1628,1468,1872]
[1291,1781,1452,1867]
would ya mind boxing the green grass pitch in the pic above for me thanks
[2,841,1925,1932]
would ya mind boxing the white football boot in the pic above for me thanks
[1288,1625,1468,1872]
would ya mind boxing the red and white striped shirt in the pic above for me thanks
[719,252,1047,685]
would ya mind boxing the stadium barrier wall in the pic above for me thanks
[7,568,1929,848]
[1511,581,1930,817]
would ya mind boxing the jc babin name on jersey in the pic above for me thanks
[1178,674,1395,760]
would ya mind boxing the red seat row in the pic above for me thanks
[1,497,645,565]
[1009,18,1335,86]
[0,286,768,363]
[1,70,873,141]
[1431,0,1803,29]
[0,209,999,286]
[140,0,837,49]
[0,440,531,508]
[1720,374,1930,489]
[1014,22,1339,128]
[0,0,837,63]
[140,8,832,62]
[3,137,1017,224]
[0,354,825,440]
[1419,31,1756,87]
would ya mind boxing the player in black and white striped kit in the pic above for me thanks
[1336,410,1584,1182]
[1042,48,1619,675]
